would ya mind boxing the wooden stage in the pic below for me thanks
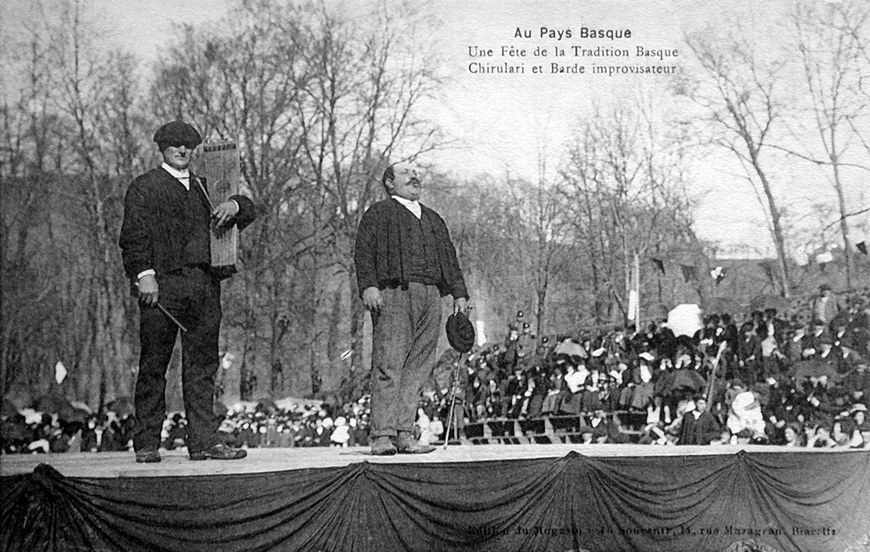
[0,443,846,479]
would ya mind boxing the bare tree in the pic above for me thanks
[46,1,148,407]
[152,1,321,400]
[681,25,793,297]
[0,19,57,398]
[786,0,870,290]
[0,0,151,408]
[291,2,444,394]
[427,174,533,336]
[500,165,572,337]
[151,1,444,399]
[560,102,702,325]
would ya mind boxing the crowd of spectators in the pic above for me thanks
[2,285,869,454]
[451,285,870,448]
[0,395,452,455]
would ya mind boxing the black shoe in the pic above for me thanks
[135,449,161,463]
[189,443,247,461]
[371,436,397,456]
[394,432,435,454]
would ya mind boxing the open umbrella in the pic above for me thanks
[70,401,92,414]
[791,359,840,384]
[2,387,33,411]
[703,297,743,315]
[554,339,587,358]
[106,396,135,416]
[665,369,707,394]
[36,392,72,415]
[1,398,20,418]
[666,304,703,337]
[750,294,790,313]
[655,369,703,397]
[58,404,88,424]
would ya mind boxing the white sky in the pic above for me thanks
[3,0,868,258]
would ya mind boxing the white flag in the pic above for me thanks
[55,361,67,384]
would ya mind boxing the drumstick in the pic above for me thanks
[156,303,188,333]
[135,281,188,332]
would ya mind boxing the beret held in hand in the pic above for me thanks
[446,312,475,354]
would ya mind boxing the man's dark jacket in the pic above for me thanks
[354,198,468,299]
[119,167,255,284]
[678,410,720,445]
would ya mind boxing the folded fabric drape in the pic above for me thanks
[2,450,868,552]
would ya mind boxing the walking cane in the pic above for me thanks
[443,352,467,451]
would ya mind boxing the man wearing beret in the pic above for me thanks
[354,163,469,455]
[119,121,256,463]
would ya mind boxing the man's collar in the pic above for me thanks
[391,195,420,209]
[392,195,421,218]
[161,162,190,179]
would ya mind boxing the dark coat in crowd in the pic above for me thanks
[678,410,720,445]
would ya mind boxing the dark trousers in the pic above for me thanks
[370,283,441,438]
[133,267,221,453]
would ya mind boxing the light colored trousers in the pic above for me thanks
[370,283,441,438]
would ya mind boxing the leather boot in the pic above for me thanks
[371,435,397,456]
[394,431,435,454]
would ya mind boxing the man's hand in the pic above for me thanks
[362,287,383,312]
[212,200,240,227]
[453,297,468,315]
[138,274,159,307]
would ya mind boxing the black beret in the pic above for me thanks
[153,121,202,148]
[446,312,475,354]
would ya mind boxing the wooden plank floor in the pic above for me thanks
[0,444,853,479]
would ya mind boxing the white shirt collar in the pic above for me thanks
[162,162,190,190]
[392,195,421,219]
